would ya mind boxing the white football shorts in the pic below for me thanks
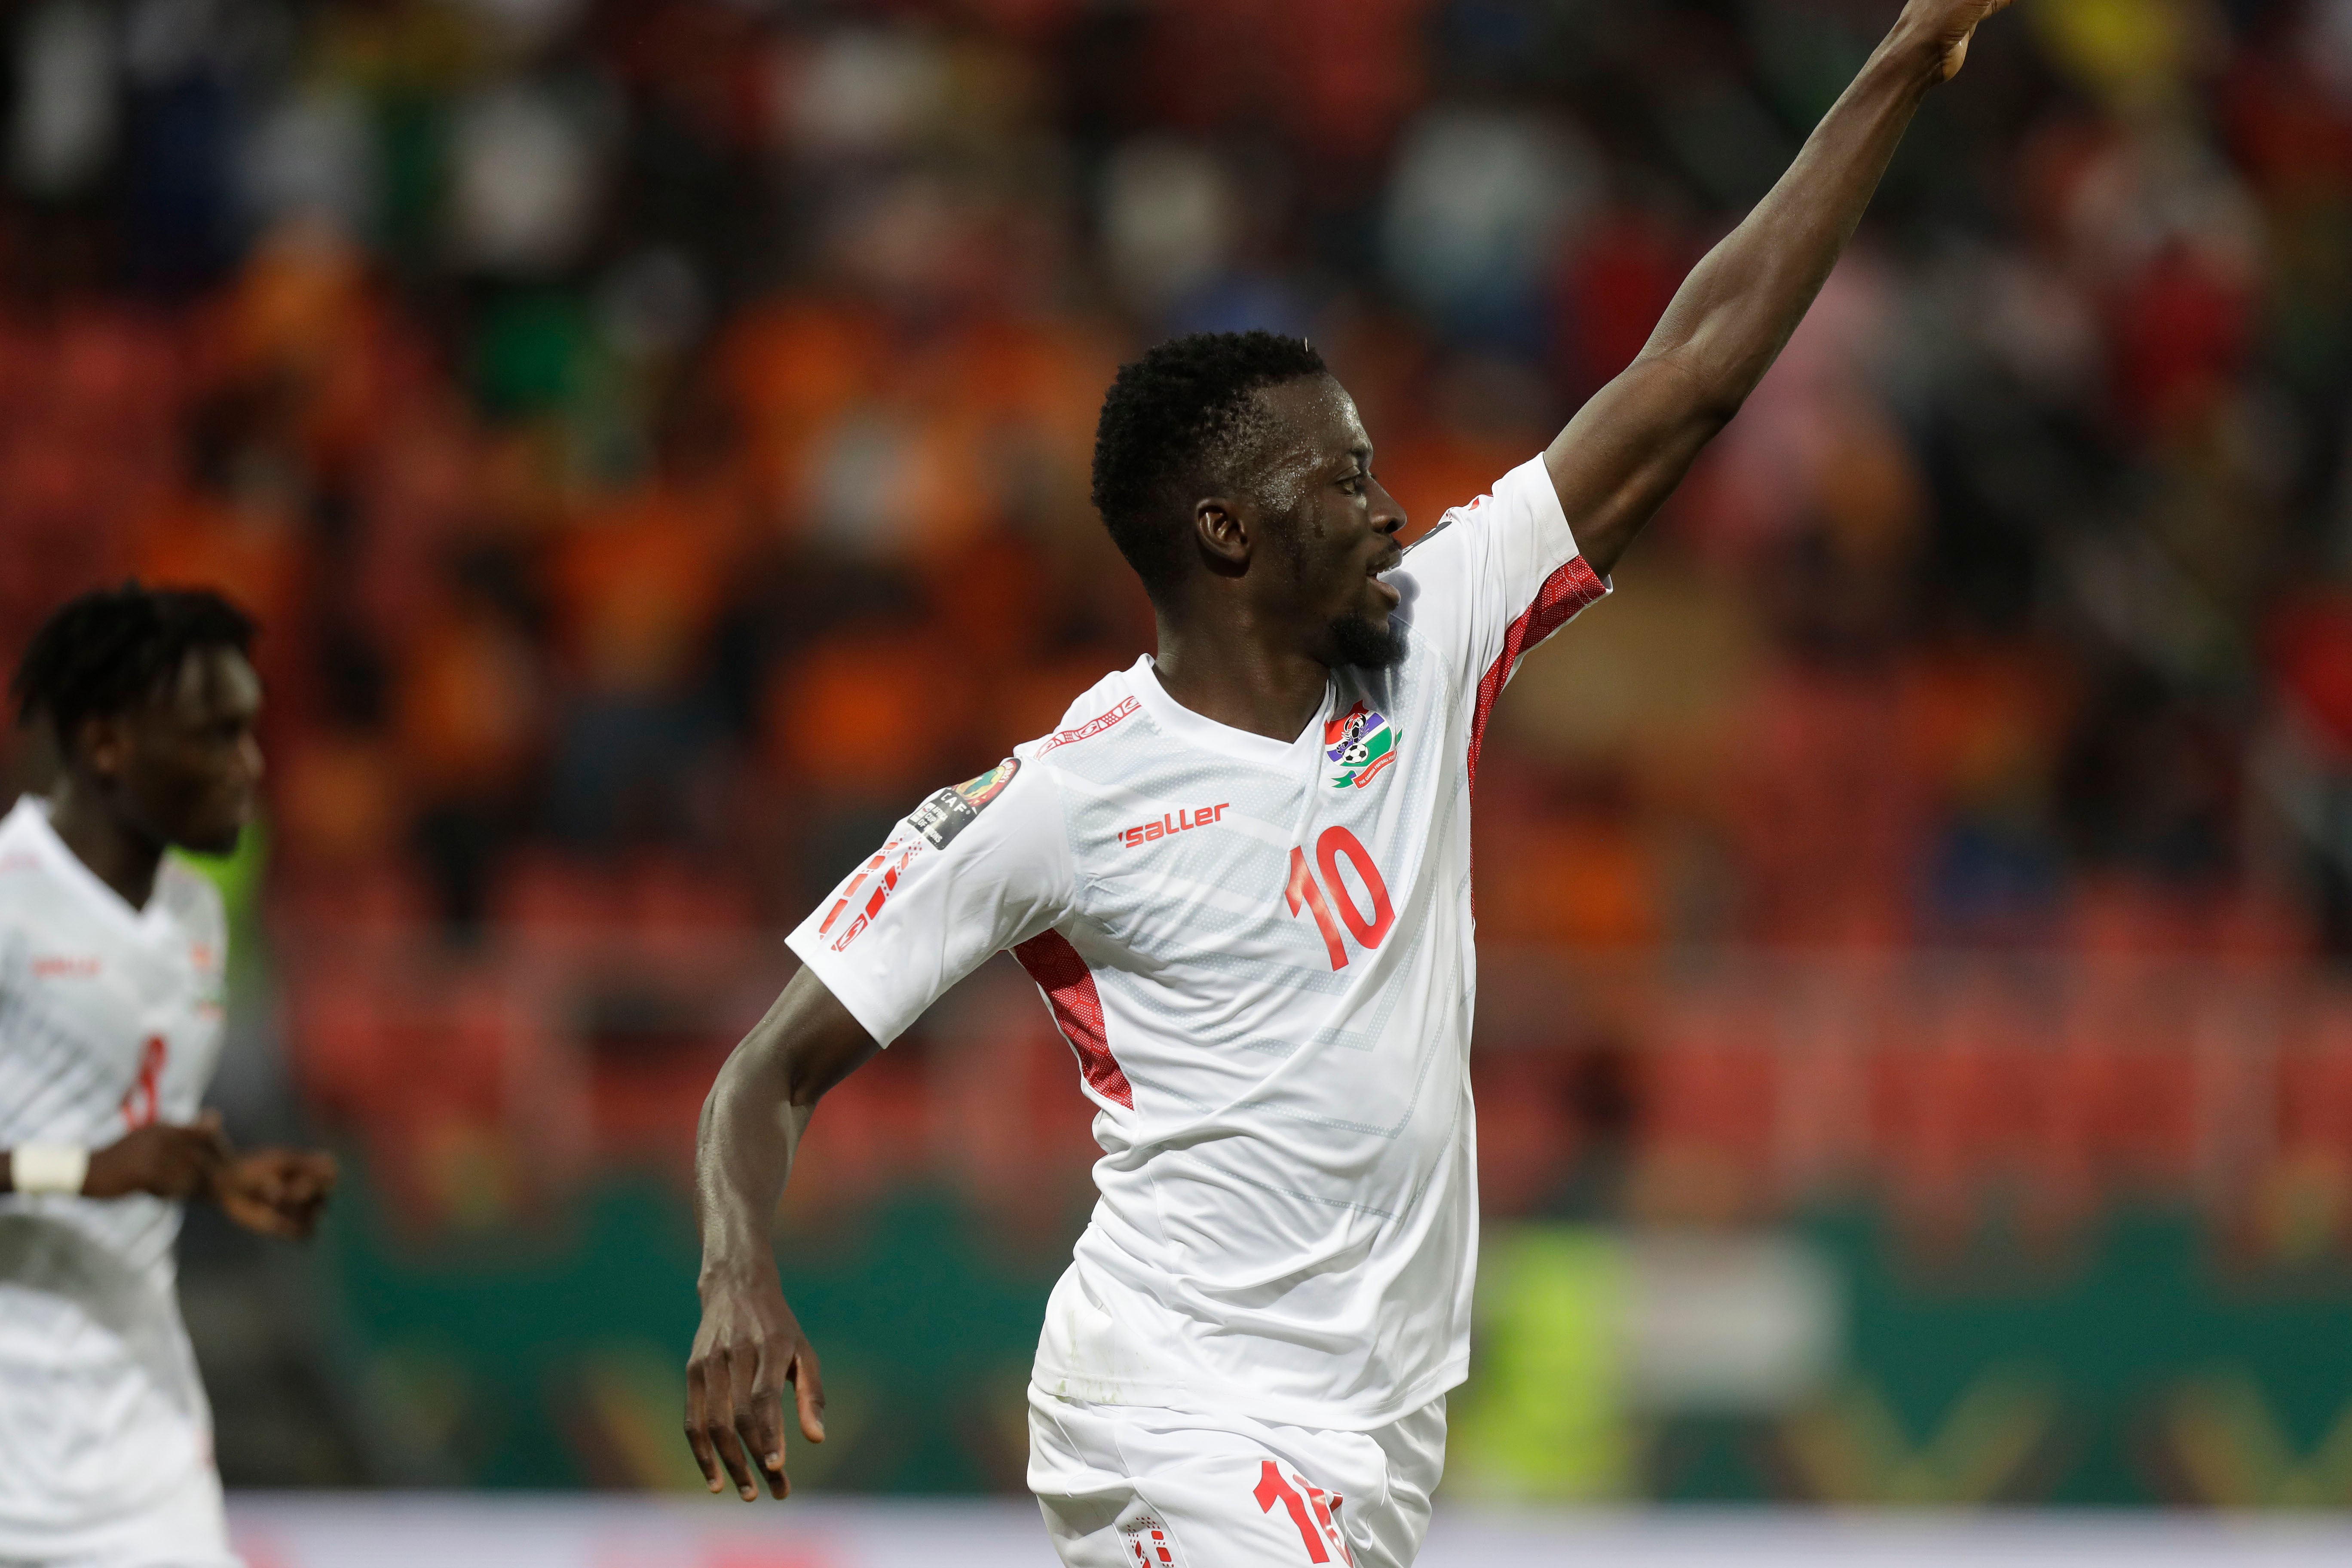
[0,1459,238,1568]
[1029,1387,1446,1568]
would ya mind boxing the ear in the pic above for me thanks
[1193,498,1252,576]
[72,713,130,784]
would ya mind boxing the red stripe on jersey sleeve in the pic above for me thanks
[1467,554,1608,797]
[1013,929,1134,1109]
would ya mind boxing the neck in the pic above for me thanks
[46,776,164,912]
[1152,610,1328,743]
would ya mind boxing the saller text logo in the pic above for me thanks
[1118,804,1229,848]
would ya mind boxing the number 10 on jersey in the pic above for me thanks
[1285,827,1394,970]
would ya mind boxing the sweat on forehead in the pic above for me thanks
[1227,377,1363,511]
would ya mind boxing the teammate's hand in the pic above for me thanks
[1905,0,2019,82]
[214,1148,338,1240]
[685,1268,826,1501]
[83,1113,228,1200]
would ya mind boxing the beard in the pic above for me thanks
[1326,609,1407,671]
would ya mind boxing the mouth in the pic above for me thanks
[1369,551,1403,609]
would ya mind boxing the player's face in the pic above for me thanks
[1251,377,1409,668]
[107,647,266,857]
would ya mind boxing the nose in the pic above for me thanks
[239,732,265,785]
[1368,474,1406,538]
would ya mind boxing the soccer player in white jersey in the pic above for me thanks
[688,3,2021,1561]
[0,585,336,1568]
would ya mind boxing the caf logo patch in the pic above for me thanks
[1324,703,1399,790]
[910,758,1019,850]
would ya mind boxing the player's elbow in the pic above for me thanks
[775,1014,880,1110]
[780,1047,833,1110]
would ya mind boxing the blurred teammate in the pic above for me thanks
[0,585,336,1568]
[689,3,2020,1562]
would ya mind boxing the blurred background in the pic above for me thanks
[3,0,2352,1543]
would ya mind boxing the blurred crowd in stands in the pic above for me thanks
[17,1,2352,1493]
[1,0,2349,964]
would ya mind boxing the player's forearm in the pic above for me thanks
[1642,23,1945,414]
[3,1126,225,1200]
[695,1035,811,1287]
[1548,16,1963,576]
[693,968,878,1290]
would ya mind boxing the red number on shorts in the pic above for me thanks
[1253,1461,1352,1565]
[120,1035,166,1129]
[1284,827,1393,971]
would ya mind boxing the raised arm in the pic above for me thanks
[1550,0,2018,578]
[685,966,879,1501]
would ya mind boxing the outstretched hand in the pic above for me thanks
[685,1269,827,1501]
[214,1147,338,1240]
[1911,0,2020,81]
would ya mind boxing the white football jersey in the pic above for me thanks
[790,455,1607,1431]
[0,796,238,1565]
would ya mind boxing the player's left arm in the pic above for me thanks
[684,755,1073,1502]
[1546,0,2017,579]
[686,968,873,1502]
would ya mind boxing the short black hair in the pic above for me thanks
[12,583,257,742]
[1090,331,1329,598]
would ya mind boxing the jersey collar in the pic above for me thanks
[1129,656,1332,772]
[4,794,173,936]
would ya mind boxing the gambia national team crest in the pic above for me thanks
[1324,702,1400,790]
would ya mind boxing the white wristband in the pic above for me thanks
[11,1145,89,1196]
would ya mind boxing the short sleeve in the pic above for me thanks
[786,756,1074,1047]
[1390,453,1611,702]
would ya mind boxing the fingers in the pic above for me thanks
[745,1339,791,1498]
[686,1296,822,1506]
[791,1345,827,1446]
[708,1343,760,1501]
[226,1151,338,1238]
[1941,0,2015,81]
[216,1155,318,1239]
[282,1185,331,1237]
[251,1182,309,1238]
[684,1357,725,1494]
[687,1338,815,1502]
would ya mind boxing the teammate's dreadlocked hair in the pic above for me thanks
[1091,331,1328,600]
[11,584,256,746]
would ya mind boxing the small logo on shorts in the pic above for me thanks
[1324,702,1398,790]
[1121,1511,1186,1567]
